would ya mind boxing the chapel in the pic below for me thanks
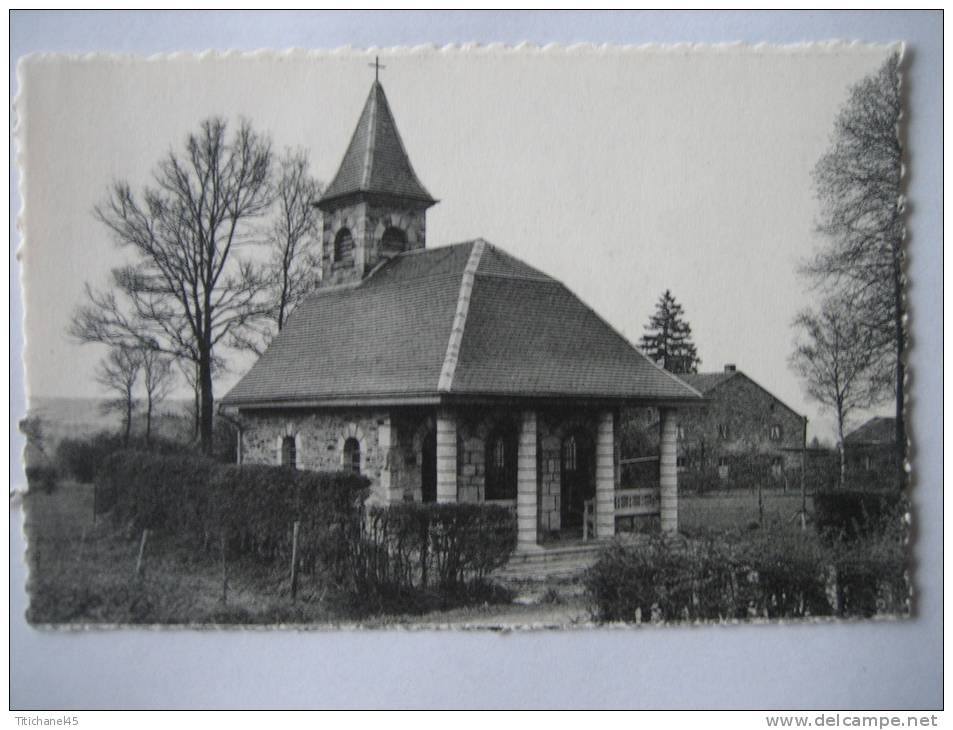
[221,77,702,552]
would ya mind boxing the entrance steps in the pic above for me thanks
[492,542,605,584]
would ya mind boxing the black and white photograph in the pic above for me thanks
[16,41,913,633]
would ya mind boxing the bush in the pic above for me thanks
[93,450,513,616]
[95,451,369,561]
[585,529,834,623]
[814,489,905,541]
[25,465,59,494]
[56,432,197,484]
[56,433,123,483]
[362,502,516,595]
[831,516,909,616]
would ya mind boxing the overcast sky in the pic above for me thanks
[18,44,897,441]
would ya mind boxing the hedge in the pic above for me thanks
[94,450,517,608]
[585,526,908,623]
[814,489,906,541]
[361,502,516,594]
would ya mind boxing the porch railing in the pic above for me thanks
[583,487,662,542]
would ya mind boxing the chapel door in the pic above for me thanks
[421,430,437,503]
[561,432,594,530]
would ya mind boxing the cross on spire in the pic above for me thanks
[369,55,386,82]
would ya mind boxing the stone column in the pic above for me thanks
[377,415,395,502]
[516,410,538,551]
[659,407,678,533]
[436,410,457,503]
[595,410,616,539]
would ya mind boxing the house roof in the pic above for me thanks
[845,416,896,446]
[222,240,704,407]
[678,371,737,394]
[316,81,436,208]
[680,369,805,422]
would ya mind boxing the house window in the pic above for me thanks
[281,436,297,470]
[676,455,687,471]
[676,424,685,441]
[769,424,782,441]
[772,456,783,477]
[563,435,577,472]
[717,456,730,479]
[343,437,361,475]
[485,427,517,500]
[334,228,354,264]
[718,424,730,440]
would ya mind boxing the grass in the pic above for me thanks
[23,481,515,626]
[679,488,813,537]
[24,482,346,626]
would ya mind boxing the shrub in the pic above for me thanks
[585,529,834,623]
[56,433,123,483]
[25,465,59,494]
[814,489,905,541]
[362,502,516,595]
[831,515,909,617]
[91,450,520,616]
[56,432,196,484]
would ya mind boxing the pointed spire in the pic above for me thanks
[317,81,436,209]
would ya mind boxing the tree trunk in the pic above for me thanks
[192,370,201,442]
[199,349,215,455]
[145,395,153,444]
[124,393,132,445]
[837,419,846,489]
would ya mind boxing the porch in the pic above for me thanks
[420,406,680,554]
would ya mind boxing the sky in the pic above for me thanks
[18,44,897,442]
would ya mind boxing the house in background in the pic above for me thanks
[675,365,807,480]
[220,78,704,552]
[844,416,897,489]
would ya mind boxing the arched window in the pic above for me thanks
[769,424,782,441]
[381,226,408,256]
[281,436,297,470]
[334,228,354,264]
[485,427,517,500]
[343,437,361,475]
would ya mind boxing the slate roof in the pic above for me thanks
[317,81,436,207]
[845,417,896,446]
[222,240,703,407]
[679,371,737,394]
[681,369,805,421]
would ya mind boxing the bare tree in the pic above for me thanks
[140,347,174,443]
[96,345,142,445]
[805,52,905,484]
[790,296,888,487]
[70,117,274,453]
[231,148,321,354]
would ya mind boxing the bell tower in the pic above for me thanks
[315,74,437,287]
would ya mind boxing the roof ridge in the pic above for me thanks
[437,240,486,392]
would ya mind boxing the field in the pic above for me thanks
[679,489,813,536]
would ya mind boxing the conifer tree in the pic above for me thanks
[639,290,701,374]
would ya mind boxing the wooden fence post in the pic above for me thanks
[220,533,228,604]
[290,521,300,601]
[134,528,149,579]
